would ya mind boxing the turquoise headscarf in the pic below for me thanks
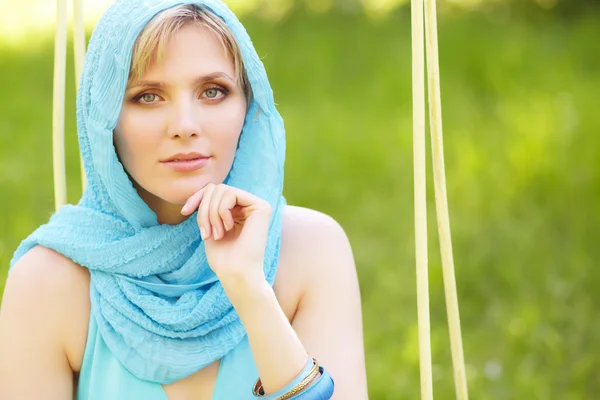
[10,0,285,384]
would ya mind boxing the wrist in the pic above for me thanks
[218,266,271,306]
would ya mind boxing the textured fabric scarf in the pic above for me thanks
[10,0,286,384]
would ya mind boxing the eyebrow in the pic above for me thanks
[127,72,235,89]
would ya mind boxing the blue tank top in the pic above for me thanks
[76,311,260,400]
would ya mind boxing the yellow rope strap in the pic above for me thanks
[411,0,469,398]
[53,0,87,212]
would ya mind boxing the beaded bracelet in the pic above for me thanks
[252,357,322,399]
[288,367,334,400]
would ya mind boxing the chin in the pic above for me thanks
[153,177,216,205]
[160,193,191,206]
[135,171,227,209]
[157,187,200,205]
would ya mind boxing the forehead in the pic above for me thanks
[131,23,235,84]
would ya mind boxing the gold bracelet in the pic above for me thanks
[252,358,321,399]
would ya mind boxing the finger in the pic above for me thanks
[227,186,265,208]
[209,185,227,240]
[181,187,206,215]
[197,184,216,240]
[224,187,272,223]
[219,190,236,232]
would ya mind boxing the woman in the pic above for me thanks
[0,0,367,399]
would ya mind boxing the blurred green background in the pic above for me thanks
[1,0,599,398]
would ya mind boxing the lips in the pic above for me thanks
[161,152,208,162]
[169,157,202,162]
[160,152,211,172]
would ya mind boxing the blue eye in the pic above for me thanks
[139,93,157,103]
[203,86,228,100]
[205,89,220,98]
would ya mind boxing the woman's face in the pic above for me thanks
[114,24,247,222]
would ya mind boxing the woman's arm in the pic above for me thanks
[183,185,368,398]
[221,275,309,395]
[286,208,368,399]
[0,247,78,400]
[221,207,368,399]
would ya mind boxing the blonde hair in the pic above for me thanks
[129,4,252,103]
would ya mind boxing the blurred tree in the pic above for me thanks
[308,0,600,18]
[504,0,600,18]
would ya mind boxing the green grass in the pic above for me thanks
[2,8,600,399]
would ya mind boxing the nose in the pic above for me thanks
[167,99,202,139]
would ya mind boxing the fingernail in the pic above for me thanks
[213,228,219,240]
[200,227,207,240]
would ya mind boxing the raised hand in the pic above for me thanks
[180,183,272,283]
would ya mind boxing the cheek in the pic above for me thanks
[210,104,246,154]
[113,112,159,168]
[112,128,130,165]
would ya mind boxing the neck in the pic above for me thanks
[152,200,190,225]
[134,183,190,225]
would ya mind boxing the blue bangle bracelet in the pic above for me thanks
[252,357,335,400]
[253,357,316,398]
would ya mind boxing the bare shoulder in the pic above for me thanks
[280,205,354,271]
[1,245,91,371]
[6,245,90,296]
[274,206,357,312]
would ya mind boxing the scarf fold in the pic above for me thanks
[10,0,286,384]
